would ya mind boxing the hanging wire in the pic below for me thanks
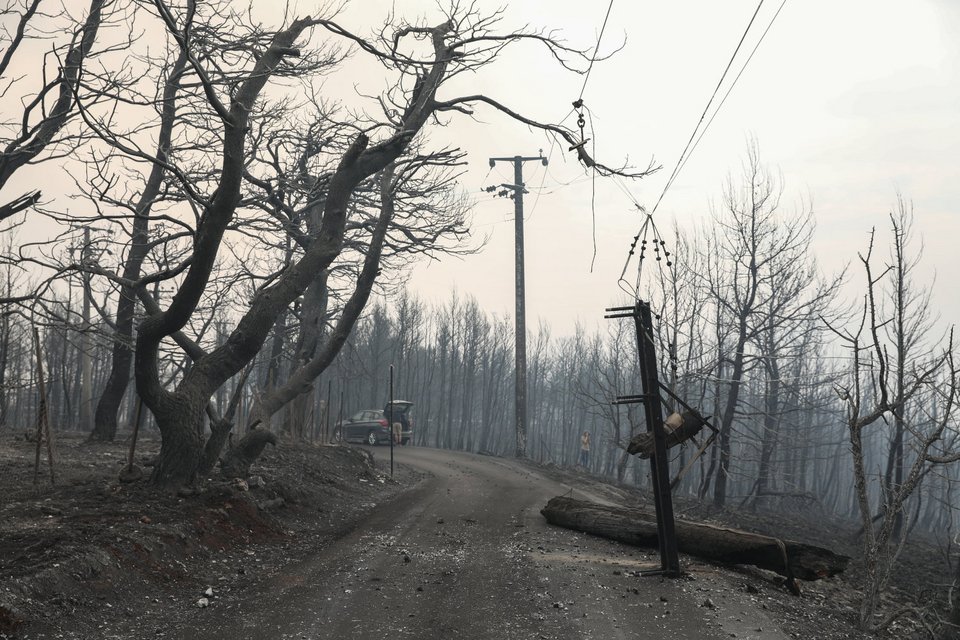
[567,0,613,170]
[586,106,599,272]
[479,163,494,191]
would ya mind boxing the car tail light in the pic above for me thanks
[378,418,388,427]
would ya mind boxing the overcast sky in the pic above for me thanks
[318,0,959,337]
[6,1,956,339]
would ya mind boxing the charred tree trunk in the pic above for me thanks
[0,308,9,428]
[263,309,288,393]
[149,393,205,487]
[754,358,781,507]
[714,321,749,508]
[90,45,188,442]
[199,418,233,476]
[699,305,724,500]
[221,429,279,478]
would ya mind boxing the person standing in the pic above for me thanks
[578,430,591,468]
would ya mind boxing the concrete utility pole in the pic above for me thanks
[488,153,547,458]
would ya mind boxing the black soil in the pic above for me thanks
[0,433,949,639]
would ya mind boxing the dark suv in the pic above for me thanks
[337,401,414,446]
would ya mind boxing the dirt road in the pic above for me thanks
[134,447,785,640]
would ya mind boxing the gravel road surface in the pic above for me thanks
[164,446,789,639]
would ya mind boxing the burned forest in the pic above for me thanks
[0,1,958,639]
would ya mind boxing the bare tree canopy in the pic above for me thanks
[0,2,654,488]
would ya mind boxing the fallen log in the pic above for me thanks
[541,496,848,582]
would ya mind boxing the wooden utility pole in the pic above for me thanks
[633,300,680,575]
[607,300,681,576]
[388,364,395,477]
[79,226,93,433]
[488,153,547,458]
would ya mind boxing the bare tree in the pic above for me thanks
[0,1,116,417]
[882,197,938,540]
[828,220,958,631]
[244,151,473,434]
[0,0,113,216]
[87,21,190,441]
[696,142,823,507]
[93,3,652,488]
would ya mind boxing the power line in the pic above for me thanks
[649,0,766,218]
[578,0,616,102]
[675,0,789,181]
[526,137,558,220]
[611,174,644,211]
[618,0,776,291]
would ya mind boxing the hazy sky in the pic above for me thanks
[325,0,959,336]
[5,1,957,339]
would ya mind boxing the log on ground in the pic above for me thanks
[540,496,848,581]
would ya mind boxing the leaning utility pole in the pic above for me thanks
[488,153,547,458]
[606,300,681,576]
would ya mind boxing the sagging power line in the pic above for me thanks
[618,0,790,291]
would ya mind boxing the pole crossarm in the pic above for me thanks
[489,155,548,164]
[613,394,659,404]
